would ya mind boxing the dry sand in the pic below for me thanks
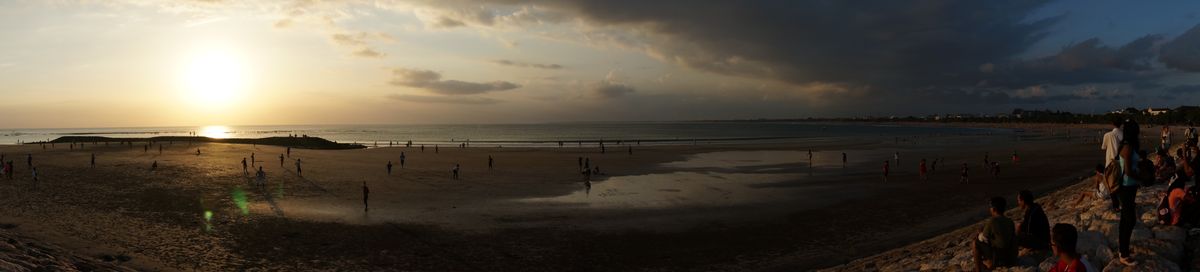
[0,124,1122,270]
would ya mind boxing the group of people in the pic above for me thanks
[972,192,1090,271]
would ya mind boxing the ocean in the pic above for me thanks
[0,122,1008,146]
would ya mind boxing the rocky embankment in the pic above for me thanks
[821,178,1200,272]
[0,227,134,271]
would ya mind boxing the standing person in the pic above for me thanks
[435,145,439,153]
[286,147,291,158]
[90,153,96,168]
[242,158,248,175]
[1115,140,1140,265]
[295,159,303,177]
[251,153,256,167]
[961,163,970,184]
[279,154,284,167]
[1016,190,1051,251]
[1163,125,1172,151]
[932,158,939,173]
[1101,119,1124,210]
[488,155,494,170]
[992,162,1001,179]
[882,161,889,182]
[628,146,632,155]
[808,149,813,163]
[585,158,591,170]
[972,197,1016,271]
[256,166,266,187]
[1047,224,1089,272]
[452,164,460,180]
[894,152,900,167]
[400,152,406,168]
[919,159,928,181]
[842,153,847,168]
[421,145,425,152]
[362,181,370,212]
[387,161,393,175]
[984,152,990,166]
[31,167,37,182]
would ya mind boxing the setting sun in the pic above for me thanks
[180,50,246,108]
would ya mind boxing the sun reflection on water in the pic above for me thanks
[200,125,231,139]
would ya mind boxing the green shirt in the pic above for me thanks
[983,216,1016,250]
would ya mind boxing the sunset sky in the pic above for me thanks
[1,0,1199,128]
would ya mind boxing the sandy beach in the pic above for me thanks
[0,124,1113,271]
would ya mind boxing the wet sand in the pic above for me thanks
[0,126,1107,270]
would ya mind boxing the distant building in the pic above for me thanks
[1146,107,1170,116]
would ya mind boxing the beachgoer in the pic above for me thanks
[585,158,591,170]
[628,146,632,155]
[400,152,406,168]
[196,148,201,156]
[1016,190,1051,251]
[280,154,284,167]
[894,152,900,167]
[1047,224,1089,272]
[362,181,370,212]
[973,196,1016,271]
[90,153,95,168]
[919,159,928,181]
[992,162,1000,179]
[932,158,938,173]
[287,147,291,157]
[488,155,494,170]
[26,154,31,168]
[1116,140,1140,265]
[961,163,970,184]
[882,161,889,182]
[31,167,37,182]
[256,166,266,186]
[842,153,847,168]
[251,153,256,167]
[1012,151,1019,164]
[1163,126,1172,151]
[435,145,439,153]
[452,164,460,180]
[242,158,248,175]
[387,161,393,175]
[1165,170,1190,226]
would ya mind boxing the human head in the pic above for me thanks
[1112,119,1123,128]
[1050,223,1079,257]
[1095,164,1104,174]
[1017,190,1034,209]
[989,197,1006,216]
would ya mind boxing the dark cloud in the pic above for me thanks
[389,68,522,95]
[986,35,1165,88]
[589,81,635,99]
[1165,84,1200,94]
[491,59,564,69]
[387,94,502,104]
[1160,24,1200,72]
[1132,80,1166,90]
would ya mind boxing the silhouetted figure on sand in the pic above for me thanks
[452,164,460,180]
[362,181,370,212]
[387,161,393,175]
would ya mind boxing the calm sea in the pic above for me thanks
[0,122,1008,146]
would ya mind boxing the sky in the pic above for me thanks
[0,0,1199,128]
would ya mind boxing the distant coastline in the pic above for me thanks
[39,136,366,150]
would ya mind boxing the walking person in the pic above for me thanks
[452,164,460,180]
[842,152,847,168]
[882,160,889,182]
[362,181,370,212]
[387,161,393,175]
[488,155,494,170]
[400,152,406,168]
[90,153,96,168]
[251,153,256,167]
[295,159,303,177]
[242,158,248,175]
[31,167,37,182]
[280,154,284,167]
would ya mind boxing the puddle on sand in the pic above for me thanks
[661,150,808,169]
[518,171,803,208]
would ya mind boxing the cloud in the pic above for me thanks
[490,59,564,69]
[329,32,391,58]
[387,94,502,104]
[589,81,635,99]
[389,68,522,95]
[1166,84,1200,94]
[1161,24,1200,72]
[353,48,386,58]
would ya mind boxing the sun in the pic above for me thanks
[180,50,246,108]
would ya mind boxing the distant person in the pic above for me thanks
[279,154,285,167]
[973,196,1016,271]
[628,146,632,155]
[251,153,256,167]
[1016,190,1051,251]
[842,152,847,168]
[984,152,990,166]
[242,158,248,175]
[387,161,393,175]
[295,159,303,177]
[894,152,900,167]
[488,155,494,170]
[255,166,266,186]
[961,163,970,184]
[452,164,460,180]
[1011,151,1019,164]
[992,162,1001,179]
[90,153,96,168]
[196,148,201,156]
[1046,224,1089,272]
[882,161,889,182]
[919,159,927,181]
[31,167,37,182]
[808,149,813,163]
[362,181,370,212]
[287,147,291,157]
[26,154,31,168]
[400,152,406,168]
[421,145,425,152]
[932,158,939,173]
[435,145,439,153]
[1163,126,1172,151]
[585,158,591,170]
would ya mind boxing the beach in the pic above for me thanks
[0,124,1108,270]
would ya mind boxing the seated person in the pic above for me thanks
[1016,190,1050,250]
[1048,223,1094,272]
[974,197,1016,271]
[1157,149,1177,184]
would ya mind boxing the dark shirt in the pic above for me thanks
[1018,204,1051,250]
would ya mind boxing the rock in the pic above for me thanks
[1153,226,1187,243]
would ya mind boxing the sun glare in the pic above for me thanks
[199,125,231,139]
[180,50,246,108]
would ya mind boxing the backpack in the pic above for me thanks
[1103,163,1121,194]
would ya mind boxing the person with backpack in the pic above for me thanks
[1116,139,1145,265]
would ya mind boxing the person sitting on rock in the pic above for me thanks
[1016,190,1050,251]
[1047,223,1092,272]
[973,196,1016,271]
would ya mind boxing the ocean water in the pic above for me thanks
[0,122,1008,146]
